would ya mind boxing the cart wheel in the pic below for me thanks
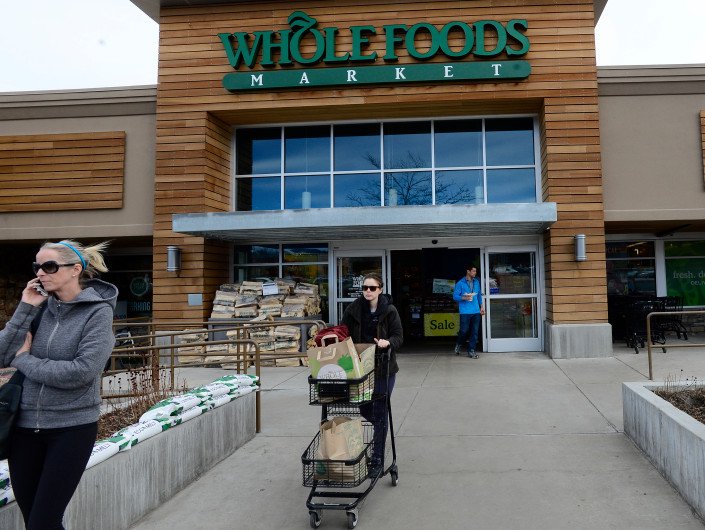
[347,511,358,529]
[390,464,399,486]
[309,511,321,528]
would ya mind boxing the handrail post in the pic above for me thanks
[255,343,261,433]
[646,312,653,381]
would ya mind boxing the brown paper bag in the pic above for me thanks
[318,416,364,460]
[314,416,365,481]
[307,337,363,380]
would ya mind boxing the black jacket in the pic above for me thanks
[341,294,403,375]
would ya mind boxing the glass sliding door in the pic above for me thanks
[484,247,541,351]
[333,251,387,324]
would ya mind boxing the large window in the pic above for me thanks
[606,241,656,296]
[665,241,705,306]
[234,243,329,319]
[235,118,539,211]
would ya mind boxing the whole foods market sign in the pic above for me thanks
[218,11,531,92]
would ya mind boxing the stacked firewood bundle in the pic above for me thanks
[210,279,321,320]
[177,329,207,365]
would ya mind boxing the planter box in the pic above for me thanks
[0,392,256,529]
[623,381,705,520]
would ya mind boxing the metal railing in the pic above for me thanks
[103,318,326,432]
[646,310,705,380]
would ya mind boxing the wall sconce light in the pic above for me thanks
[166,246,182,272]
[574,234,587,262]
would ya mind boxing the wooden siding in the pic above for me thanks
[154,0,607,324]
[701,111,705,187]
[0,132,124,212]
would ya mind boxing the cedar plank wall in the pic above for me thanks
[701,111,705,187]
[155,0,607,325]
[0,132,125,213]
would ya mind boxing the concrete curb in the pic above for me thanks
[623,381,705,521]
[0,392,256,529]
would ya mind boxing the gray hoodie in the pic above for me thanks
[0,279,117,429]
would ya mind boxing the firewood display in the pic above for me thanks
[177,329,207,365]
[204,344,228,364]
[211,280,321,320]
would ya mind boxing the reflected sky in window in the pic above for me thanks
[384,171,432,205]
[384,122,431,170]
[334,173,381,207]
[434,120,483,168]
[236,128,280,175]
[285,175,331,208]
[285,125,330,173]
[237,177,281,211]
[486,168,536,203]
[334,124,380,171]
[486,118,534,166]
[435,170,483,204]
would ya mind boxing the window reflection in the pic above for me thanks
[486,168,536,203]
[283,244,329,262]
[436,170,483,204]
[234,118,538,211]
[384,172,432,205]
[486,118,534,166]
[490,298,537,338]
[235,245,279,264]
[236,177,281,211]
[285,125,330,173]
[434,120,482,168]
[488,253,536,294]
[334,173,381,207]
[236,128,281,175]
[284,175,330,208]
[334,124,380,171]
[383,122,431,170]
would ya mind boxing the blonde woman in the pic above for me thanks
[0,240,117,530]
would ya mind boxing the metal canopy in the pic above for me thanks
[173,203,557,243]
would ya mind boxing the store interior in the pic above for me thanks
[390,248,481,351]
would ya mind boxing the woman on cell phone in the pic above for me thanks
[0,239,117,530]
[340,273,403,479]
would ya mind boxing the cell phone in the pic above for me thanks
[34,281,48,297]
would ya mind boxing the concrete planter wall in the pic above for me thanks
[0,392,256,529]
[623,381,705,520]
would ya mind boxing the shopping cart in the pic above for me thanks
[302,350,398,529]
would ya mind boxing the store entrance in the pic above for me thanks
[390,248,481,350]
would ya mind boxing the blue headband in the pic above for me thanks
[58,242,86,270]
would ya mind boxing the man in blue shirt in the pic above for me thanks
[453,265,485,358]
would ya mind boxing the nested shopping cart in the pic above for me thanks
[302,350,398,529]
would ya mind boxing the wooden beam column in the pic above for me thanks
[153,111,231,322]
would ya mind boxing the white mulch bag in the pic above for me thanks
[85,439,121,469]
[231,385,257,398]
[188,382,231,399]
[139,393,202,423]
[0,460,9,489]
[173,406,203,424]
[214,374,259,388]
[0,484,14,507]
[204,394,233,409]
[113,419,167,452]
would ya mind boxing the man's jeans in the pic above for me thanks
[456,313,481,351]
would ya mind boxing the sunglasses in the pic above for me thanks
[362,285,380,292]
[33,261,77,274]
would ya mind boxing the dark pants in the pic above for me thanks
[360,372,396,465]
[456,313,481,351]
[8,422,98,530]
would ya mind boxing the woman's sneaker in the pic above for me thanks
[454,344,461,355]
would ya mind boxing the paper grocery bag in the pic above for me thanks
[308,337,363,380]
[318,416,365,460]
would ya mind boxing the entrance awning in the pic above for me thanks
[172,203,557,243]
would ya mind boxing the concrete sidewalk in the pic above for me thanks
[132,339,705,529]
